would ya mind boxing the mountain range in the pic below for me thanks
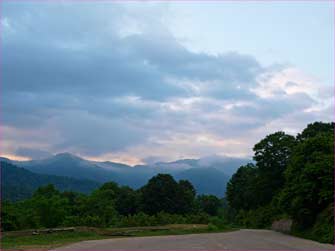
[1,153,249,200]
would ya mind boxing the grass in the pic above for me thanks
[1,231,108,250]
[1,224,237,250]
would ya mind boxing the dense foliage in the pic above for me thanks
[1,174,223,231]
[226,121,334,243]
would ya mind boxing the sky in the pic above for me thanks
[1,1,334,165]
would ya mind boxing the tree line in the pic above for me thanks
[2,173,223,231]
[225,122,334,243]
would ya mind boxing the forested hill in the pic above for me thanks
[1,162,101,201]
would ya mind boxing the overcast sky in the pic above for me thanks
[1,1,333,165]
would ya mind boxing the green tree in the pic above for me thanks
[296,121,334,142]
[115,186,140,215]
[34,184,60,198]
[176,180,196,214]
[253,131,296,206]
[278,129,333,228]
[141,174,179,214]
[1,201,19,231]
[86,182,119,226]
[31,184,69,228]
[196,195,222,216]
[226,163,257,211]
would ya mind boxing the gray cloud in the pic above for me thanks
[2,3,262,100]
[15,147,52,159]
[49,111,149,155]
[1,2,329,160]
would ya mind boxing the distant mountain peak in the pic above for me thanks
[50,152,88,164]
[54,152,80,159]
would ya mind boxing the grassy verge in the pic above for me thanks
[1,231,108,250]
[1,224,237,250]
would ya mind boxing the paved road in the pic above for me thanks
[52,229,334,250]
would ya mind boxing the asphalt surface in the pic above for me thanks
[52,229,334,250]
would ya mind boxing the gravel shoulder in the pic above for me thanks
[51,229,334,250]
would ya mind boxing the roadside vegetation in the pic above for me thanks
[225,122,334,244]
[1,166,234,249]
[2,231,105,250]
[2,174,225,230]
[1,121,333,249]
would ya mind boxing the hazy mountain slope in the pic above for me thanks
[1,161,101,201]
[156,156,249,176]
[1,153,249,196]
[175,167,230,197]
[12,153,119,182]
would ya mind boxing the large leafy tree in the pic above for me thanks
[253,131,296,206]
[196,195,222,216]
[226,163,258,211]
[279,123,334,228]
[115,186,140,216]
[31,184,69,228]
[90,182,119,226]
[296,121,334,142]
[141,174,180,214]
[176,180,196,214]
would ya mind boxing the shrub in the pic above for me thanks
[207,223,219,231]
[185,213,210,224]
[82,215,104,227]
[310,204,334,243]
[234,206,276,229]
[209,216,227,229]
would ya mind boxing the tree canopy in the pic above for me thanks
[226,121,334,243]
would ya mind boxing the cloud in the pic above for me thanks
[49,110,149,155]
[1,2,332,163]
[15,147,52,159]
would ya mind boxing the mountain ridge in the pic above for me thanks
[1,153,249,197]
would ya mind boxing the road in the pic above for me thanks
[52,229,334,250]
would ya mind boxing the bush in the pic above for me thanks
[207,223,219,231]
[235,206,276,229]
[185,212,210,224]
[81,215,104,227]
[154,212,186,225]
[310,204,334,243]
[114,212,211,228]
[117,212,156,227]
[209,216,227,229]
[62,216,82,226]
